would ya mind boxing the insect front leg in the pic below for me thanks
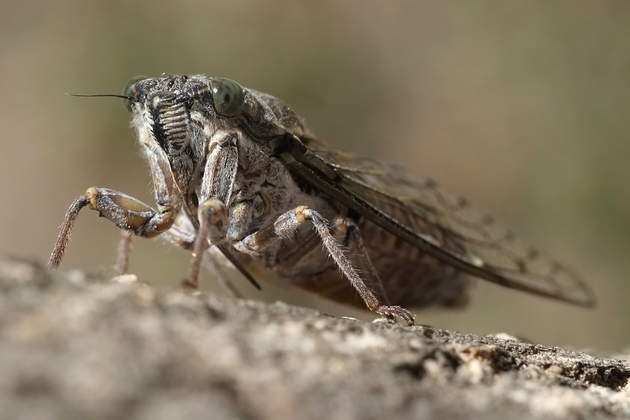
[48,143,180,271]
[235,206,416,325]
[47,188,178,270]
[115,230,133,275]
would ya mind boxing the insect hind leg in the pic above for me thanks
[341,218,392,306]
[236,205,415,325]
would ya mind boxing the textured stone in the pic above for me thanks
[0,257,628,420]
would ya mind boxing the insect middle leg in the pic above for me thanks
[235,206,416,325]
[158,214,245,299]
[181,197,230,290]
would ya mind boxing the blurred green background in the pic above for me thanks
[1,1,629,350]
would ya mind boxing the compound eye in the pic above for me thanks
[211,78,245,117]
[121,76,146,112]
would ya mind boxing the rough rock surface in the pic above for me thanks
[0,257,629,420]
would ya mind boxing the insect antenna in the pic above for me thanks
[65,93,133,100]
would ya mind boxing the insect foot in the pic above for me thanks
[375,306,416,326]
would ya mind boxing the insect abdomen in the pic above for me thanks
[280,218,471,309]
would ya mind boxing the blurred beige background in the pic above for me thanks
[1,1,629,350]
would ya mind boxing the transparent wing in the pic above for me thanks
[300,137,595,307]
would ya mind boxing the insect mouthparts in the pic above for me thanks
[148,93,190,152]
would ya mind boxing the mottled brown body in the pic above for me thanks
[269,217,470,309]
[48,74,594,325]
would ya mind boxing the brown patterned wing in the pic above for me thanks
[301,137,595,307]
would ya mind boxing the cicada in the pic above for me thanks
[48,75,595,325]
